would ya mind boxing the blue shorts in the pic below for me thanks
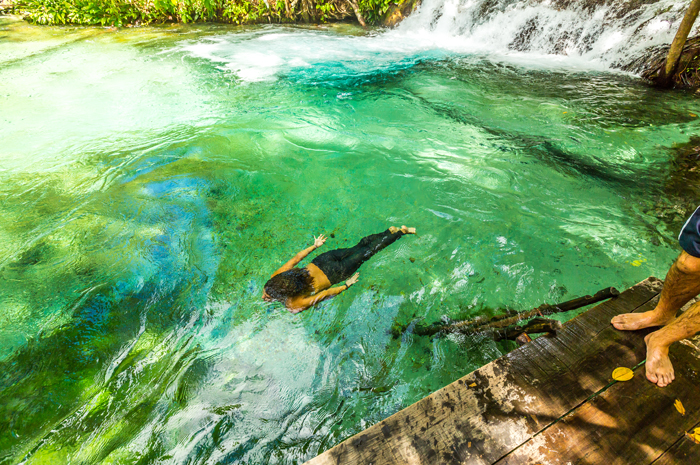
[679,206,700,258]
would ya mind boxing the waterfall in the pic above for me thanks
[179,0,700,83]
[393,0,698,70]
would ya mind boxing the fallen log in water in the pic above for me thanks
[393,287,619,340]
[491,317,563,342]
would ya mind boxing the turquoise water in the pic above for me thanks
[0,16,698,464]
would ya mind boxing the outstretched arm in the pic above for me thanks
[288,273,360,314]
[271,234,327,277]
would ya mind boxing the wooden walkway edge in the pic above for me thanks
[305,277,700,464]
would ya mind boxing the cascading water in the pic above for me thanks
[179,0,699,85]
[393,0,699,71]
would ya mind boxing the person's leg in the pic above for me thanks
[644,299,700,386]
[611,251,700,330]
[611,207,700,387]
[336,226,415,281]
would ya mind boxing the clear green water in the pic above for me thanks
[1,16,698,464]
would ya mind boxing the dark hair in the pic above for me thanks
[264,268,313,302]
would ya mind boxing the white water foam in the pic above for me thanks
[179,28,449,83]
[396,0,696,67]
[179,0,698,82]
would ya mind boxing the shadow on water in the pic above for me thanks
[415,93,645,186]
[371,59,699,246]
[286,55,698,204]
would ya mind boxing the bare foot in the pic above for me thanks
[644,332,675,387]
[611,310,673,331]
[400,225,416,234]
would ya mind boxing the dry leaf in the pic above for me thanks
[468,441,471,447]
[675,399,686,416]
[612,367,634,382]
[469,383,476,387]
[690,427,700,443]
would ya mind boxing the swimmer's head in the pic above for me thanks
[263,268,313,303]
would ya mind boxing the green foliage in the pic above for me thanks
[18,0,140,26]
[222,0,258,24]
[15,0,403,26]
[358,0,402,24]
[15,0,223,25]
[315,0,334,22]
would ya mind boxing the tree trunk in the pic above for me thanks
[300,0,313,22]
[658,0,700,87]
[347,0,366,27]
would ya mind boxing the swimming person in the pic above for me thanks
[262,226,416,313]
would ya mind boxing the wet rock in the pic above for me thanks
[625,35,700,89]
[383,0,421,27]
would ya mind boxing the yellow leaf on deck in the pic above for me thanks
[690,427,700,443]
[675,399,686,416]
[612,367,634,381]
[469,383,476,387]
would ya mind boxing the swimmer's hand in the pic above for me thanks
[345,272,359,287]
[314,234,327,248]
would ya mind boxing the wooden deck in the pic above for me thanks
[306,277,700,465]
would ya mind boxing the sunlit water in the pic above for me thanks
[1,13,699,464]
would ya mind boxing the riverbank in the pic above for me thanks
[0,0,419,27]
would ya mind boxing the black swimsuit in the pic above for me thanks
[311,229,405,285]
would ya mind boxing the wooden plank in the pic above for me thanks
[651,425,700,464]
[305,278,662,465]
[498,340,700,465]
[651,432,700,465]
[651,337,700,465]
